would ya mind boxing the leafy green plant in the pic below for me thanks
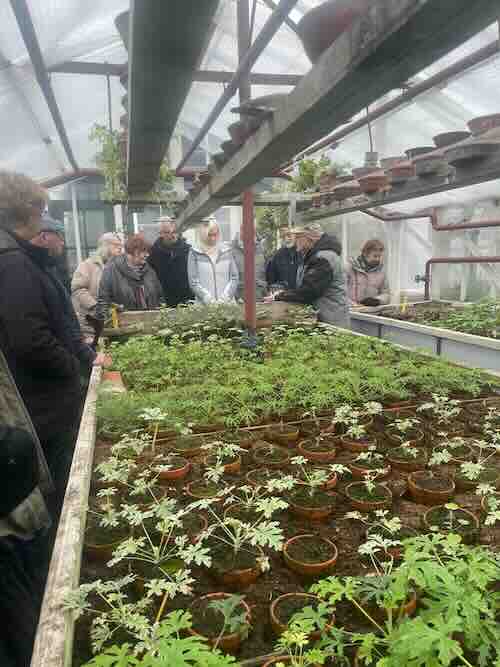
[207,594,250,649]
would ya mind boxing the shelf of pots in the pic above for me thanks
[31,323,500,667]
[350,300,500,374]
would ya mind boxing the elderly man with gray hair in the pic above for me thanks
[273,223,350,328]
[71,232,123,338]
[148,216,193,307]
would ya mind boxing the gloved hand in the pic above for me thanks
[360,297,381,307]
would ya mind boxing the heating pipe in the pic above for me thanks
[424,256,500,300]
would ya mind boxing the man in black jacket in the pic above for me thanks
[266,227,301,290]
[148,216,193,307]
[0,171,97,519]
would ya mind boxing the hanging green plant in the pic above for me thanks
[90,123,176,205]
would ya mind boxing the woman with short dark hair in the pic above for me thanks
[346,238,390,307]
[96,233,163,320]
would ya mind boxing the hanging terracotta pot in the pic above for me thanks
[358,170,390,194]
[388,161,415,184]
[467,113,500,136]
[297,0,371,64]
[433,131,470,148]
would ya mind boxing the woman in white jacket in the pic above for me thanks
[188,220,239,304]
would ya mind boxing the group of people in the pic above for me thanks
[70,217,389,334]
[0,168,390,666]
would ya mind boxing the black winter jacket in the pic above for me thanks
[266,246,300,289]
[148,238,193,307]
[96,254,163,320]
[0,228,84,444]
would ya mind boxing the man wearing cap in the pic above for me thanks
[266,227,301,291]
[148,217,193,307]
[273,223,350,328]
[31,214,70,289]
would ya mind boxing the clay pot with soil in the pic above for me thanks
[297,435,338,463]
[288,487,336,521]
[207,535,266,589]
[156,454,191,483]
[423,504,480,544]
[252,441,291,468]
[266,424,301,447]
[204,452,242,475]
[386,446,428,472]
[408,471,455,505]
[453,467,500,492]
[366,524,419,561]
[270,592,335,638]
[245,468,279,488]
[189,592,251,653]
[84,514,130,563]
[340,433,377,453]
[348,457,391,480]
[226,429,260,450]
[185,479,221,501]
[297,465,339,490]
[283,534,338,577]
[170,435,206,458]
[431,442,474,464]
[300,419,330,438]
[345,482,392,511]
[386,425,424,447]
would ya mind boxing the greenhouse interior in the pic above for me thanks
[1,1,500,666]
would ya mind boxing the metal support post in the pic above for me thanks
[71,184,83,264]
[242,189,257,334]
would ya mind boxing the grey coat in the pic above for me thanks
[187,244,239,304]
[231,238,267,301]
[0,350,52,540]
[96,255,163,320]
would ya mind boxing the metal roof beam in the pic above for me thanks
[261,0,300,35]
[9,0,79,171]
[48,61,126,76]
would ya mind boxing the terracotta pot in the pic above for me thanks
[157,455,191,482]
[228,120,251,146]
[380,156,406,170]
[386,448,428,472]
[297,0,370,63]
[215,547,265,590]
[288,489,336,521]
[386,427,424,447]
[189,593,251,652]
[265,426,301,447]
[413,152,447,177]
[300,420,330,438]
[445,139,500,167]
[358,170,390,194]
[170,436,206,458]
[345,482,392,511]
[431,443,474,464]
[332,179,362,200]
[407,471,455,505]
[245,468,277,487]
[405,146,434,160]
[102,370,126,390]
[348,460,391,480]
[270,593,335,638]
[297,437,338,463]
[84,538,123,563]
[204,454,242,475]
[388,160,415,183]
[433,131,470,148]
[423,505,480,544]
[467,113,500,136]
[185,480,221,501]
[283,534,338,577]
[340,436,377,453]
[252,442,291,469]
[453,468,500,492]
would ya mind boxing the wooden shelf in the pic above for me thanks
[177,0,500,230]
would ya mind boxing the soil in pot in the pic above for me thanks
[126,484,166,507]
[423,505,479,543]
[408,472,455,505]
[205,453,242,475]
[189,593,251,652]
[386,446,428,471]
[454,467,500,491]
[185,480,220,500]
[284,534,338,577]
[252,441,291,468]
[297,465,338,490]
[84,514,129,562]
[271,593,330,638]
[431,443,473,463]
[156,454,191,482]
[224,503,261,524]
[298,436,337,462]
[346,482,392,511]
[245,468,278,487]
[207,536,263,588]
[171,435,206,457]
[386,426,424,446]
[266,425,300,447]
[348,458,390,480]
[226,430,259,449]
[289,487,336,521]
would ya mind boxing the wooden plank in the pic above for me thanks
[177,0,500,230]
[127,0,220,194]
[31,366,102,667]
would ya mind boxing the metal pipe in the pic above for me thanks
[424,256,500,300]
[366,208,500,232]
[40,169,102,189]
[9,0,79,171]
[238,0,252,105]
[261,0,299,34]
[71,184,83,264]
[176,0,299,173]
[106,73,113,132]
[282,40,500,169]
[242,189,257,332]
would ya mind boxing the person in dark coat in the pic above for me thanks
[273,223,349,327]
[96,233,163,320]
[148,217,193,306]
[0,171,101,521]
[266,227,301,290]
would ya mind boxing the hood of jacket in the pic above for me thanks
[305,233,342,260]
[350,255,385,274]
[113,254,148,283]
[191,241,232,257]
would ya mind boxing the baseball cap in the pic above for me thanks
[40,214,65,238]
[293,222,324,237]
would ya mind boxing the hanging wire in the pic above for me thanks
[366,106,374,153]
[249,0,258,45]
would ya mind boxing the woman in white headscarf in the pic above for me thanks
[187,219,239,304]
